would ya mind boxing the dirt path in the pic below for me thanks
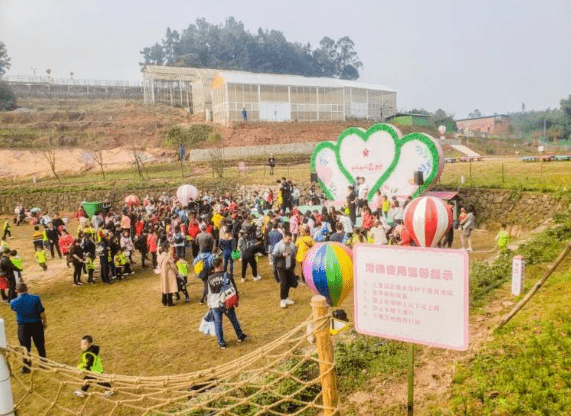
[0,147,173,179]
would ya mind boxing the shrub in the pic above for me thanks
[0,81,17,111]
[164,124,213,147]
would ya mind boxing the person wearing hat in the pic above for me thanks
[10,283,47,373]
[195,224,215,254]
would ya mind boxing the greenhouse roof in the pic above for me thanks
[142,65,220,81]
[216,71,396,92]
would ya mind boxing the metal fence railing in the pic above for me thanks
[4,75,142,87]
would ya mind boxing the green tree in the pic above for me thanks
[335,36,363,79]
[140,18,362,80]
[140,43,166,65]
[0,41,11,77]
[0,81,16,110]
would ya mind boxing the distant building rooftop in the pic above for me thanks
[455,114,508,122]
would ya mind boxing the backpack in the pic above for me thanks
[220,273,239,309]
[314,223,330,243]
[174,233,184,245]
[96,242,106,257]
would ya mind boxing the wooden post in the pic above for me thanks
[311,295,338,416]
[408,344,414,416]
[498,243,571,329]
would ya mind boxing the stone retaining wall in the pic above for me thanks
[1,185,567,231]
[188,142,320,162]
[451,188,568,229]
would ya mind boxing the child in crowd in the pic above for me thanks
[73,335,113,398]
[114,250,124,280]
[32,226,44,250]
[85,254,96,284]
[0,238,8,253]
[496,223,510,253]
[175,257,190,302]
[10,250,23,283]
[35,246,47,271]
[2,219,12,240]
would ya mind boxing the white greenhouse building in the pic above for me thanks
[142,66,397,123]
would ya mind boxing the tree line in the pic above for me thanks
[140,17,363,80]
[508,97,571,141]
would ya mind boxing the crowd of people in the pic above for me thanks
[2,177,485,367]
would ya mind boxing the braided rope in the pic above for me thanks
[1,313,337,416]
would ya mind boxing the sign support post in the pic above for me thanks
[0,319,15,416]
[408,344,414,416]
[354,245,469,415]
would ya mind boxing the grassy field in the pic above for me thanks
[5,155,571,198]
[438,157,571,191]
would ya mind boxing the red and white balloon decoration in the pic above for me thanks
[404,196,452,247]
[177,184,199,206]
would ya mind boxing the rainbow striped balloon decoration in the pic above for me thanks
[302,242,353,307]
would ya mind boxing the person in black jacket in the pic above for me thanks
[1,248,22,301]
[51,212,64,232]
[69,239,86,286]
[240,238,265,283]
[45,222,62,259]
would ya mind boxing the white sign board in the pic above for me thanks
[538,146,544,152]
[353,245,469,351]
[511,255,525,296]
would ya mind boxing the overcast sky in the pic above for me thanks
[1,0,569,118]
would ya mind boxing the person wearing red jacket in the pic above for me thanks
[59,230,74,267]
[361,207,375,232]
[135,220,145,236]
[187,219,200,258]
[147,230,158,269]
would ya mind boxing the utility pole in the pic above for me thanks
[543,119,546,142]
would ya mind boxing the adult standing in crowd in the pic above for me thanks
[460,205,476,252]
[158,244,178,306]
[45,222,62,259]
[268,154,276,176]
[272,232,297,309]
[10,283,47,373]
[196,224,215,254]
[69,239,86,286]
[206,257,247,349]
[1,248,21,302]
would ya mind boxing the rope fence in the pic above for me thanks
[1,297,339,416]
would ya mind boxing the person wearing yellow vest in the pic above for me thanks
[2,219,12,240]
[496,223,510,253]
[175,258,190,302]
[295,225,314,284]
[73,335,113,398]
[10,250,23,283]
[35,246,47,271]
[381,195,391,219]
[85,254,96,284]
